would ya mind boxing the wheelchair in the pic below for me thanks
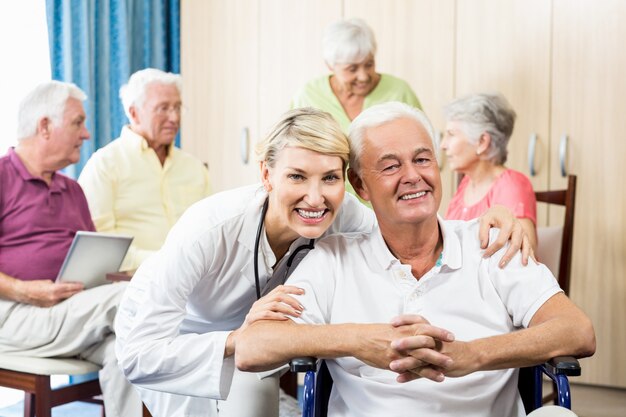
[290,356,581,416]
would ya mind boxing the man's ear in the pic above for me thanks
[260,161,272,192]
[37,117,51,138]
[348,168,370,201]
[128,106,140,125]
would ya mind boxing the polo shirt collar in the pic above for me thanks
[120,125,174,156]
[8,147,67,192]
[368,215,463,272]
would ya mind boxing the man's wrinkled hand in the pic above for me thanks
[14,279,83,307]
[388,314,455,382]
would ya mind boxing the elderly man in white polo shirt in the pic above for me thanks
[235,102,595,417]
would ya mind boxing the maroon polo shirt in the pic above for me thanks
[0,148,95,281]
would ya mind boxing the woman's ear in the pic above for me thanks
[260,161,272,192]
[477,133,491,156]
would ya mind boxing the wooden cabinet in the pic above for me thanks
[455,0,552,223]
[258,1,342,136]
[182,0,342,192]
[455,0,626,387]
[550,0,626,387]
[181,0,260,192]
[181,0,626,387]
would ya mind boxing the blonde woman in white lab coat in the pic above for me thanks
[114,107,527,417]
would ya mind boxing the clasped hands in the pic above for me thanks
[359,314,474,384]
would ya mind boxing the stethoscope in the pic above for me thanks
[253,198,315,299]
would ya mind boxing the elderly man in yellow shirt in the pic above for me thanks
[78,68,211,270]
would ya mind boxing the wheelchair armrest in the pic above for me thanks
[289,357,317,373]
[545,356,581,377]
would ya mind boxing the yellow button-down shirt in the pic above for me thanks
[78,126,211,270]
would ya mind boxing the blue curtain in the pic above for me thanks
[46,0,180,178]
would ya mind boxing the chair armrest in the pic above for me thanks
[290,357,317,373]
[545,356,581,377]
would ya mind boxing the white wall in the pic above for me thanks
[0,0,51,407]
[0,0,51,155]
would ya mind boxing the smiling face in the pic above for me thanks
[129,82,181,149]
[350,117,441,228]
[440,120,481,173]
[262,146,346,245]
[46,97,90,169]
[330,54,379,97]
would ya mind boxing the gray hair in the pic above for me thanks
[16,80,87,141]
[323,18,377,67]
[256,107,350,170]
[443,93,516,165]
[349,102,437,174]
[119,68,182,120]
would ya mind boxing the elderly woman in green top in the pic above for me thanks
[292,18,421,133]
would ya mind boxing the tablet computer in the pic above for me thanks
[56,231,133,289]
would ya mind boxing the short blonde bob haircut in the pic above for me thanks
[256,107,349,170]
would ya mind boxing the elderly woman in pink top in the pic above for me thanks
[441,93,538,251]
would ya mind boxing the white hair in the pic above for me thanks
[323,18,377,67]
[119,68,182,120]
[348,102,437,174]
[443,93,516,165]
[16,80,87,141]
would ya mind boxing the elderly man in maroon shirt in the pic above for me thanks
[0,81,142,417]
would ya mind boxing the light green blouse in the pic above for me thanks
[291,73,422,133]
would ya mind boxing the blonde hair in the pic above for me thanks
[256,107,349,170]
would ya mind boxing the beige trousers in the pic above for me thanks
[0,282,142,417]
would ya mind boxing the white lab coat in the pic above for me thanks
[115,184,375,416]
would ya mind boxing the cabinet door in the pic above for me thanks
[552,0,626,387]
[344,0,456,208]
[258,0,342,135]
[455,0,552,224]
[181,0,259,192]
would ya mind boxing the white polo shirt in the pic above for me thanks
[289,218,561,417]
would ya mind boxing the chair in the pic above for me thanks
[0,354,153,417]
[294,356,581,417]
[534,175,577,405]
[534,175,577,295]
[0,354,104,417]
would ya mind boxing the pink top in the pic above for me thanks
[445,168,537,225]
[0,148,95,281]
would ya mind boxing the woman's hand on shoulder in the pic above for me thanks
[478,205,534,267]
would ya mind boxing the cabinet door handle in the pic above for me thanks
[527,133,538,176]
[240,127,249,164]
[559,133,569,177]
